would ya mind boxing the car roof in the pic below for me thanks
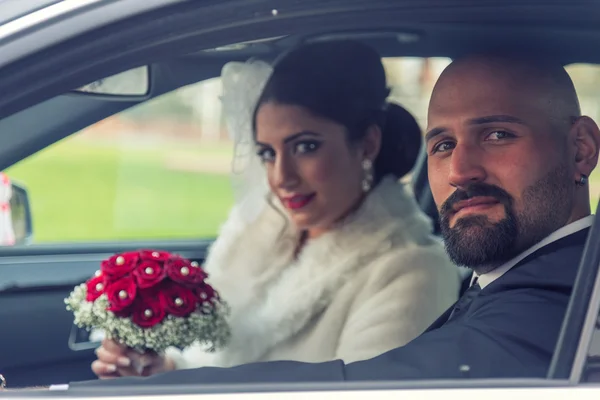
[0,0,63,26]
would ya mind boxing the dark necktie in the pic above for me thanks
[446,280,481,323]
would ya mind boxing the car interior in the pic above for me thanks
[1,0,600,389]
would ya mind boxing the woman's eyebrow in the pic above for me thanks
[282,131,322,145]
[256,131,322,147]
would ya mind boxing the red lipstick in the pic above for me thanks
[281,193,316,210]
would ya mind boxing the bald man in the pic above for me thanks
[37,54,599,391]
[428,54,595,275]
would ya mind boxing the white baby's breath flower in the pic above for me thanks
[65,285,231,353]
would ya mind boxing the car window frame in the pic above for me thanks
[548,199,600,382]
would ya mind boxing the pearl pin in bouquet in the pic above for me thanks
[65,250,230,356]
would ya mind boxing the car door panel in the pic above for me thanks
[0,284,98,387]
[0,240,211,387]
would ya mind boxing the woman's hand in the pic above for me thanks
[92,339,176,379]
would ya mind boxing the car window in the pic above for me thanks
[5,77,233,243]
[3,59,599,245]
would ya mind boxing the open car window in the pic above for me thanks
[1,57,457,246]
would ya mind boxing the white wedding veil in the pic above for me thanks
[220,59,275,225]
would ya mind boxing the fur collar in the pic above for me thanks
[202,175,434,367]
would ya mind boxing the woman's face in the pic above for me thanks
[255,103,375,237]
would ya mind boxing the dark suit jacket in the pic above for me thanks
[70,229,588,387]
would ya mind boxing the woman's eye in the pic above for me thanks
[431,141,455,154]
[257,148,275,163]
[295,141,321,154]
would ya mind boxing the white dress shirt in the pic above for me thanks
[472,215,595,289]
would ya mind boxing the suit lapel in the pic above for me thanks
[423,304,455,333]
[423,228,590,334]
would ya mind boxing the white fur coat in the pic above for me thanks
[166,176,460,368]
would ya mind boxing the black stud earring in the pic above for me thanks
[577,174,588,186]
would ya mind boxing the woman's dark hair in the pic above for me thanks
[252,39,422,182]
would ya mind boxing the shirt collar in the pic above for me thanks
[472,215,595,289]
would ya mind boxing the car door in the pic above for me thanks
[0,71,236,387]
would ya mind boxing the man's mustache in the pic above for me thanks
[440,183,513,217]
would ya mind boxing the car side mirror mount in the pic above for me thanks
[8,181,33,246]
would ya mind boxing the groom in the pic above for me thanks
[61,52,600,388]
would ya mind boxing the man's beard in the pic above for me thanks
[439,164,573,274]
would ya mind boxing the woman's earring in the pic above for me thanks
[577,174,588,186]
[361,159,374,193]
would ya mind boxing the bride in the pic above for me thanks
[92,39,460,378]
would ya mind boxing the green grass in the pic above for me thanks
[5,138,234,243]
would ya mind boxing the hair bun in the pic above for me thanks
[375,102,422,179]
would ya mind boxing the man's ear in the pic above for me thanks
[571,116,600,181]
[361,124,383,161]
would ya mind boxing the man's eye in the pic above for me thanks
[431,141,455,154]
[295,141,321,154]
[257,148,275,163]
[486,130,514,140]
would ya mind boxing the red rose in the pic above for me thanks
[105,276,137,312]
[140,250,171,262]
[166,257,206,287]
[196,284,218,305]
[133,261,166,289]
[111,307,133,318]
[162,282,198,317]
[85,273,106,302]
[132,295,166,328]
[101,252,140,279]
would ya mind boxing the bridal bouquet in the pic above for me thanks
[65,250,230,353]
